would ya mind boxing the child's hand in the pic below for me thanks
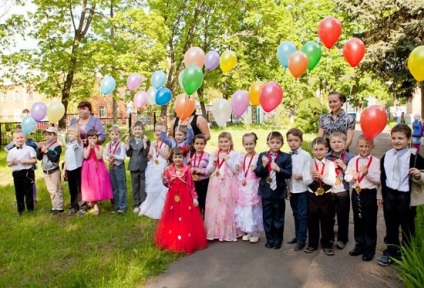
[262,155,269,167]
[224,155,230,161]
[193,199,199,207]
[360,166,368,176]
[293,173,302,180]
[108,152,115,160]
[251,164,256,171]
[143,136,148,145]
[409,168,422,180]
[235,164,240,172]
[161,117,167,126]
[312,170,321,179]
[334,159,345,169]
[271,162,279,172]
[377,199,383,207]
[125,137,129,145]
[353,172,359,180]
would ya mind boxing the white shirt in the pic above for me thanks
[65,140,83,171]
[104,141,127,166]
[345,155,381,198]
[308,158,336,193]
[384,148,410,192]
[7,144,36,171]
[289,148,313,193]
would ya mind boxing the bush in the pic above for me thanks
[294,98,328,134]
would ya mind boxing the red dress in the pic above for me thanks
[155,163,207,254]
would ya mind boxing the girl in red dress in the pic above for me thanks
[155,147,207,254]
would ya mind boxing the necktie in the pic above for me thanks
[392,153,401,190]
[270,153,277,190]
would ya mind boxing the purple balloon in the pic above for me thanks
[134,91,148,108]
[231,90,249,117]
[31,102,48,122]
[205,51,220,71]
[127,73,143,91]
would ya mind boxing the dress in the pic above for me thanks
[139,144,168,219]
[154,163,207,254]
[81,146,113,202]
[204,150,240,241]
[235,153,263,233]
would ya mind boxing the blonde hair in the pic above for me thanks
[109,125,121,134]
[329,131,347,142]
[218,131,233,150]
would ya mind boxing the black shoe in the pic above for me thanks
[294,242,305,251]
[287,238,297,244]
[52,210,64,215]
[324,248,335,256]
[362,254,374,261]
[273,243,282,249]
[304,246,316,253]
[349,247,364,256]
[265,242,273,249]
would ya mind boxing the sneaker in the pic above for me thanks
[324,248,335,256]
[249,234,260,243]
[111,209,119,214]
[77,210,86,216]
[117,209,125,214]
[304,246,316,253]
[133,207,140,213]
[67,209,77,216]
[294,242,305,251]
[242,234,251,241]
[336,241,345,249]
[377,255,393,266]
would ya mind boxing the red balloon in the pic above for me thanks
[288,51,309,78]
[318,17,342,49]
[259,82,283,112]
[360,105,387,141]
[343,38,366,68]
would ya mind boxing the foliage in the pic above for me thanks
[294,97,328,134]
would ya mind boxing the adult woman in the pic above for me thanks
[318,92,355,150]
[70,101,106,144]
[169,112,211,141]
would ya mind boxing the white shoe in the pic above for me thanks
[249,234,260,243]
[242,233,251,241]
[133,207,141,213]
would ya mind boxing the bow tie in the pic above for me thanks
[290,150,298,155]
[16,146,22,150]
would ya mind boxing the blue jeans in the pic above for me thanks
[110,163,127,210]
[290,192,308,244]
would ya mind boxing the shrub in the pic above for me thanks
[294,98,328,134]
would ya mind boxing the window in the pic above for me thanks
[99,106,106,118]
[14,109,20,121]
[14,90,19,102]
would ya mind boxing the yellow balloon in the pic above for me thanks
[47,102,65,123]
[220,50,237,72]
[249,81,264,106]
[408,46,424,82]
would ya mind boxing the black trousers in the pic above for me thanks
[330,191,350,244]
[307,192,334,249]
[67,167,82,210]
[383,188,416,255]
[13,169,35,213]
[351,188,378,255]
[262,197,286,246]
[194,178,209,218]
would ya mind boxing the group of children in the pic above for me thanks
[6,120,423,266]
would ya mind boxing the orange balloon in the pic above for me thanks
[249,81,264,106]
[174,94,196,121]
[288,51,309,78]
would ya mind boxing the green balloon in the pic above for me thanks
[182,65,204,95]
[301,41,322,71]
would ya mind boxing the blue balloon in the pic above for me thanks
[155,88,172,105]
[276,41,297,68]
[151,71,167,89]
[21,115,37,136]
[101,76,116,95]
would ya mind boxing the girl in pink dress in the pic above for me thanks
[204,132,240,241]
[235,133,263,243]
[155,147,207,254]
[81,129,113,215]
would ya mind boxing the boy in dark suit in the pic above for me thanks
[126,121,151,213]
[255,131,292,249]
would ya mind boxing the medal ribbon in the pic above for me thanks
[331,152,345,176]
[314,160,326,186]
[356,156,373,183]
[243,152,255,179]
[193,151,204,168]
[155,141,163,159]
[43,141,57,155]
[217,150,229,172]
[109,141,120,155]
[267,150,279,172]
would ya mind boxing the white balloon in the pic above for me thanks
[212,99,232,127]
[147,86,157,105]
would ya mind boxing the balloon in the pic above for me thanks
[276,41,297,68]
[150,71,167,89]
[212,99,232,127]
[31,102,47,122]
[408,45,424,82]
[127,73,144,91]
[288,51,309,78]
[318,17,342,49]
[155,88,172,105]
[182,65,203,95]
[220,50,237,72]
[231,90,249,117]
[360,105,388,141]
[249,81,264,106]
[147,86,157,105]
[301,41,322,71]
[47,102,65,123]
[343,38,366,68]
[174,94,196,121]
[184,47,205,68]
[178,69,185,89]
[100,76,116,95]
[205,51,220,71]
[21,115,37,136]
[259,82,283,112]
[134,91,148,108]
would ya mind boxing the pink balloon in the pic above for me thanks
[231,90,249,117]
[259,82,283,112]
[31,102,47,122]
[134,91,148,108]
[184,47,205,67]
[127,73,144,91]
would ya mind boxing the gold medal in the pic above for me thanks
[266,176,272,184]
[355,186,361,193]
[215,171,220,177]
[174,195,180,202]
[335,178,341,185]
[193,174,199,181]
[242,179,247,186]
[155,159,159,165]
[316,187,325,196]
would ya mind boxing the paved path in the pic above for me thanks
[145,128,402,288]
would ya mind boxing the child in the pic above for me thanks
[139,122,169,219]
[37,127,64,214]
[190,134,210,218]
[104,125,127,213]
[286,128,313,251]
[155,147,207,254]
[7,129,37,215]
[411,113,422,154]
[204,132,240,241]
[345,135,381,261]
[161,117,194,162]
[81,129,113,215]
[377,124,424,266]
[63,125,83,216]
[126,121,150,213]
[235,132,263,243]
[254,131,292,249]
[304,137,336,255]
[326,131,354,250]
